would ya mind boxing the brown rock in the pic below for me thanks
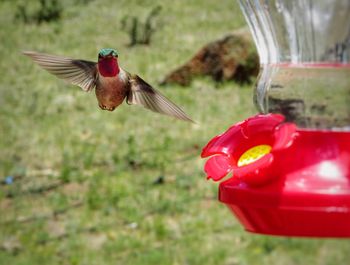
[161,28,259,86]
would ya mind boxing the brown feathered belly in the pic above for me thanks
[95,75,128,111]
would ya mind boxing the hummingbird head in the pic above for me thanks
[97,48,120,77]
[98,48,118,60]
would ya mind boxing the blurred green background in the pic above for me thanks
[1,0,350,264]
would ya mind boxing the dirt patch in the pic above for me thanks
[62,182,88,196]
[161,28,259,86]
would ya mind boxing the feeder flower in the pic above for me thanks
[201,114,296,185]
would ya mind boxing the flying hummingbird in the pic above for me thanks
[23,48,193,122]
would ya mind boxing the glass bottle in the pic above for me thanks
[238,0,350,130]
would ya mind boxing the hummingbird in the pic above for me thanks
[23,48,193,122]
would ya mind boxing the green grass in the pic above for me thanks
[1,0,350,264]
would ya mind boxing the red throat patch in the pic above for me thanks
[98,57,120,77]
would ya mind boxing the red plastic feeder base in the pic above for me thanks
[220,180,350,237]
[202,114,350,237]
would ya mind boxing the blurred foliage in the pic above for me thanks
[121,5,162,46]
[15,0,63,24]
[74,0,94,4]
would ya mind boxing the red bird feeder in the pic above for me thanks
[202,0,350,237]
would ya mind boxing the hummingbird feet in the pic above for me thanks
[99,104,115,111]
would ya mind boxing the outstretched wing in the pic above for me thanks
[126,74,194,122]
[23,51,97,92]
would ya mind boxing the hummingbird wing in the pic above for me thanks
[126,74,194,122]
[23,51,97,92]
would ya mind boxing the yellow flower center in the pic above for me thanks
[237,145,272,167]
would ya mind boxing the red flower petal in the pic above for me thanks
[201,125,247,157]
[273,123,297,151]
[204,155,232,181]
[244,114,285,138]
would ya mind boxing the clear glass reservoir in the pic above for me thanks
[238,0,350,129]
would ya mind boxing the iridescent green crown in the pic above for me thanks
[98,48,118,57]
